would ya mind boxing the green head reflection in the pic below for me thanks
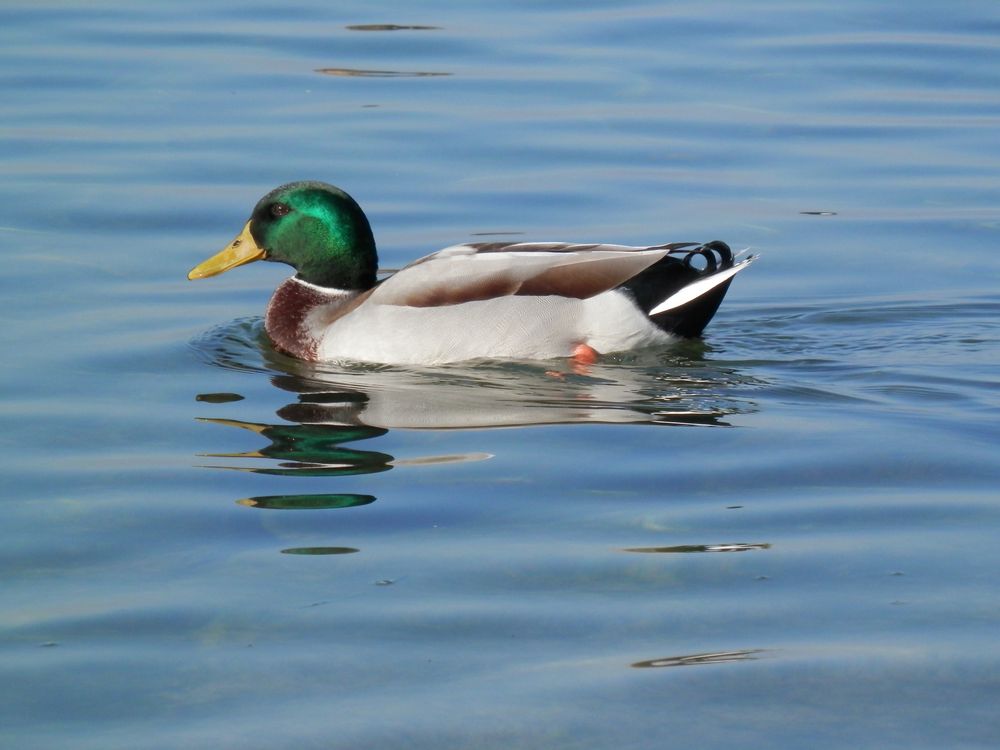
[237,493,375,510]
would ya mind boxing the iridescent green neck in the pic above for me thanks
[250,181,378,290]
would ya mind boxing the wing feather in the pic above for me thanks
[370,242,675,308]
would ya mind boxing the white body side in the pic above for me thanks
[316,289,674,365]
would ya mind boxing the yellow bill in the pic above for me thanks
[187,221,267,280]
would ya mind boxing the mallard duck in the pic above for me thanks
[188,181,755,365]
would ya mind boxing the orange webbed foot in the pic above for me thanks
[545,343,599,378]
[570,343,599,375]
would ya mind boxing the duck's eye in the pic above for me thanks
[270,203,291,218]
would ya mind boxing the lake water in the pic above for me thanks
[3,1,1000,748]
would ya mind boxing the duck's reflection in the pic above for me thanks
[257,350,750,431]
[237,493,375,510]
[196,353,749,479]
[197,417,392,477]
[193,318,760,552]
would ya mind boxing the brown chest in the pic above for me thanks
[264,279,329,360]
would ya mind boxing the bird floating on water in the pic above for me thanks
[188,181,755,366]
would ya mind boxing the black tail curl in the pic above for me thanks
[666,240,735,274]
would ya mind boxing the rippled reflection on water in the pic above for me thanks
[190,315,763,523]
[191,316,760,430]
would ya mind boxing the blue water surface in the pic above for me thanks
[2,1,1000,748]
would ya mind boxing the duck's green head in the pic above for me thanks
[188,181,378,289]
